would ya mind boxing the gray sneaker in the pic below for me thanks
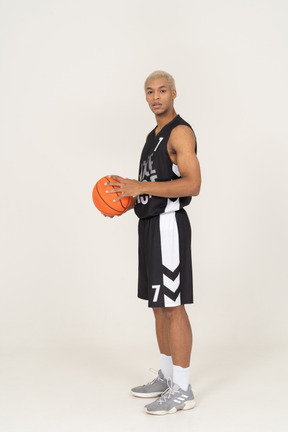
[131,370,169,398]
[144,381,196,415]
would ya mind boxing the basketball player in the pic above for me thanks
[105,71,201,415]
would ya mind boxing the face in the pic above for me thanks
[145,77,176,116]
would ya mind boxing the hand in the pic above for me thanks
[105,175,142,202]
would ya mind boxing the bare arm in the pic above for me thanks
[106,126,201,201]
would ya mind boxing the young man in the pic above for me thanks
[106,71,201,415]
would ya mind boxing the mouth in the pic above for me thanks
[152,103,162,108]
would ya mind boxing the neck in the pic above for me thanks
[155,109,177,131]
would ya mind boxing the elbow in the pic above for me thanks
[192,186,201,196]
[189,180,201,197]
[186,186,200,197]
[185,173,201,197]
[182,176,201,197]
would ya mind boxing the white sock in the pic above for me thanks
[173,365,190,391]
[160,354,173,379]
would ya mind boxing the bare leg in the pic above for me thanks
[161,305,192,368]
[153,307,171,356]
[153,305,192,367]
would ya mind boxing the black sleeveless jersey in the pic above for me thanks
[134,115,197,219]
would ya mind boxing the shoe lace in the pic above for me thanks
[146,368,162,385]
[158,379,179,404]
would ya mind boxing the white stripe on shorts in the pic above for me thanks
[159,211,181,307]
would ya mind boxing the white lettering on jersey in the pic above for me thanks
[139,160,150,180]
[148,154,156,174]
[138,151,159,206]
[138,194,149,205]
[152,285,161,302]
[154,137,163,152]
[139,153,157,182]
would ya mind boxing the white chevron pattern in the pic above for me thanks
[164,292,181,307]
[163,274,180,293]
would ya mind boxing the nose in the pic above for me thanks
[153,92,160,100]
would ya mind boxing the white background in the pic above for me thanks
[1,0,288,431]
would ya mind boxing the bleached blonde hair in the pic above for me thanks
[144,70,176,92]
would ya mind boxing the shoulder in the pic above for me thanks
[169,125,196,151]
[171,124,195,139]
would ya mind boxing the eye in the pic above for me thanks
[160,89,166,93]
[147,90,152,95]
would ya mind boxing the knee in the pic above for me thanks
[162,305,185,322]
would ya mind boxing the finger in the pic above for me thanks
[105,181,120,187]
[112,194,126,202]
[105,188,122,194]
[109,175,122,182]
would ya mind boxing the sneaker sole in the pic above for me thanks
[145,399,196,415]
[130,390,165,398]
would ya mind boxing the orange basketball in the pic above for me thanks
[92,175,133,216]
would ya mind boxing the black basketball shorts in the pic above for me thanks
[138,209,193,308]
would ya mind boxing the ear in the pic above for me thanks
[172,89,177,100]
